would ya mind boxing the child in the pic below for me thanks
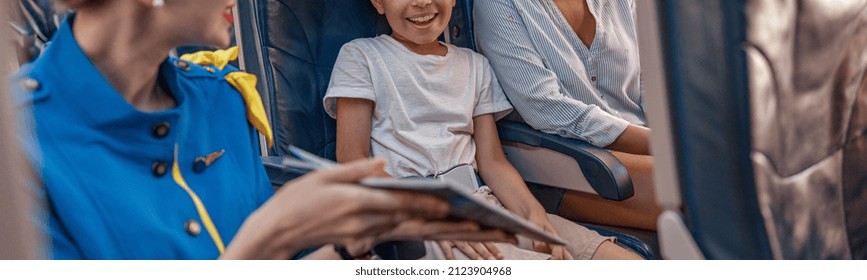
[324,0,641,260]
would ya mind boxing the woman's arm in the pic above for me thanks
[474,0,632,148]
[299,245,352,260]
[605,124,652,155]
[221,159,515,259]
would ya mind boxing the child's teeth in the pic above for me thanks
[410,14,435,23]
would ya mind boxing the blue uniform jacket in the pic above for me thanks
[13,17,274,259]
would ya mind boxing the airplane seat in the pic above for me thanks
[11,0,64,64]
[651,0,867,259]
[237,0,391,160]
[238,0,656,259]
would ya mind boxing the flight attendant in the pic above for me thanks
[12,0,510,259]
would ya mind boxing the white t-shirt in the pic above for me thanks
[324,35,513,178]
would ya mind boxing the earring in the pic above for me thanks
[152,0,165,7]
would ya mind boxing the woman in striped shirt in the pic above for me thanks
[475,0,661,230]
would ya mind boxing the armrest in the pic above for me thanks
[496,121,633,201]
[581,223,656,259]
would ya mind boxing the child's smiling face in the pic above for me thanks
[371,0,455,47]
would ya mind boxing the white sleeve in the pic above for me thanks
[473,56,513,120]
[323,42,376,119]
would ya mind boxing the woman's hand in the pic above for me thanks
[223,158,514,259]
[525,211,574,260]
[437,240,504,260]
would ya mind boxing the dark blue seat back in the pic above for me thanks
[239,0,474,159]
[660,0,772,260]
[660,0,867,259]
[250,0,389,159]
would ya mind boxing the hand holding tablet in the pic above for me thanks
[281,146,567,245]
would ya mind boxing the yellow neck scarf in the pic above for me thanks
[180,47,274,148]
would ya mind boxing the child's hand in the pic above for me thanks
[437,240,504,260]
[526,212,574,260]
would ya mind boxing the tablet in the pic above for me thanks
[280,146,567,245]
[359,177,566,245]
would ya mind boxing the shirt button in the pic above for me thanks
[152,161,168,177]
[175,60,191,71]
[20,78,41,91]
[184,219,201,237]
[152,122,170,138]
[192,159,207,174]
[591,76,597,82]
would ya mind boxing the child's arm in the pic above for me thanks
[335,97,391,178]
[335,97,374,163]
[473,113,573,260]
[473,114,544,217]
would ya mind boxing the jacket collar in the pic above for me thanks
[31,15,192,143]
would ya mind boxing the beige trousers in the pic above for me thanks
[420,187,614,260]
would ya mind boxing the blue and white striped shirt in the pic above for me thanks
[474,0,646,147]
